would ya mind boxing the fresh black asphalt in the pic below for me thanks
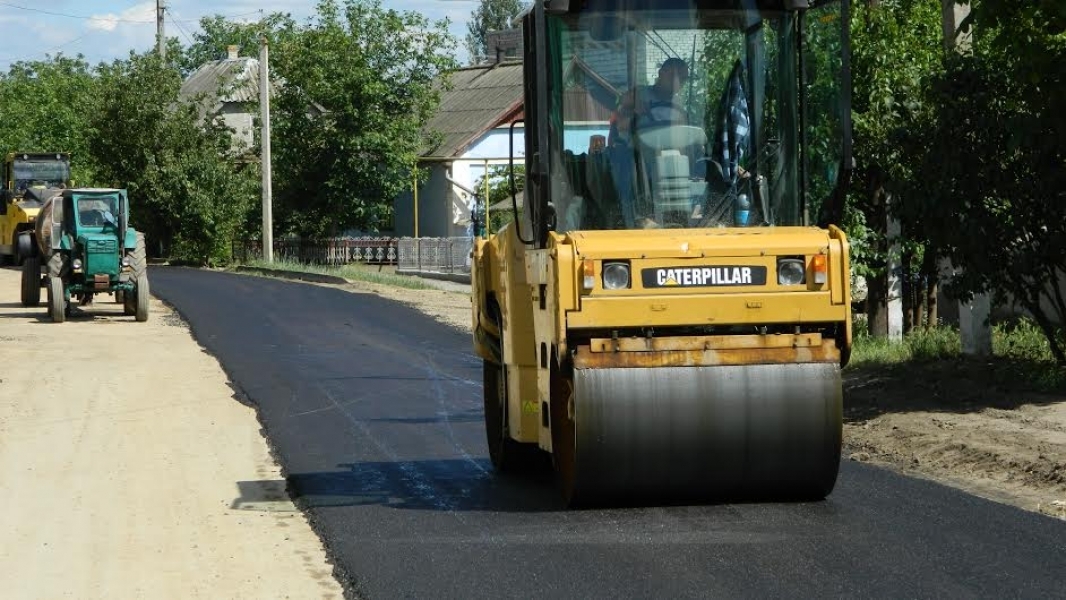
[151,267,1066,599]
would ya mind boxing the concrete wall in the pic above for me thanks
[393,166,458,239]
[218,103,255,154]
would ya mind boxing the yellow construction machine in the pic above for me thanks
[0,152,72,265]
[471,0,854,505]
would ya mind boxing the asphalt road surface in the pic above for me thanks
[152,268,1066,599]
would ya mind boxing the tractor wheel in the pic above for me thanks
[21,257,41,307]
[115,290,125,304]
[16,232,35,265]
[131,232,147,278]
[47,275,66,323]
[134,273,149,322]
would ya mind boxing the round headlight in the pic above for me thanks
[602,262,631,290]
[122,256,131,267]
[778,259,805,286]
[72,258,83,270]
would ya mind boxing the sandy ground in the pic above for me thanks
[0,267,343,599]
[345,271,1066,521]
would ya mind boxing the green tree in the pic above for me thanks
[177,14,294,77]
[269,0,457,238]
[88,52,258,265]
[474,165,525,235]
[847,0,942,334]
[465,0,522,64]
[895,0,1066,362]
[0,56,99,184]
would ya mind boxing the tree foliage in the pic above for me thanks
[846,0,943,332]
[88,53,257,265]
[0,56,98,183]
[892,0,1066,362]
[176,14,295,77]
[269,0,456,238]
[465,0,523,64]
[474,165,525,235]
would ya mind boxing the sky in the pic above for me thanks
[0,0,478,72]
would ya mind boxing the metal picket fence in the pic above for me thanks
[234,237,398,266]
[396,237,473,276]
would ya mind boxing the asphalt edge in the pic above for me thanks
[233,265,350,285]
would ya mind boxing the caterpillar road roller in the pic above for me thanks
[0,152,72,265]
[472,0,854,505]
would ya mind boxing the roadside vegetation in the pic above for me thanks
[240,258,435,291]
[850,315,1066,392]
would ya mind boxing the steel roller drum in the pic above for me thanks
[563,363,842,503]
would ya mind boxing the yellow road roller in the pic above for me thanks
[472,0,854,505]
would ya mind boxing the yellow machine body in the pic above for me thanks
[1,152,71,263]
[472,222,851,502]
[470,0,855,505]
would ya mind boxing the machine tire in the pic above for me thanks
[130,232,147,277]
[134,273,149,322]
[21,257,41,307]
[549,358,580,505]
[482,305,543,474]
[15,231,36,266]
[123,291,135,316]
[115,291,125,304]
[47,253,65,278]
[47,275,65,323]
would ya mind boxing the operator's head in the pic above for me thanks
[657,58,689,93]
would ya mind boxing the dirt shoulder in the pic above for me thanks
[335,270,1066,521]
[843,361,1065,519]
[0,267,343,599]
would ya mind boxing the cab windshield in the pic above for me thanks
[77,196,119,228]
[13,158,70,192]
[546,1,844,231]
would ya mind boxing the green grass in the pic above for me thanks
[849,314,1066,391]
[240,258,436,290]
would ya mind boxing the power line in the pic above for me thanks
[0,2,260,24]
[0,1,157,23]
[0,29,99,64]
[165,8,196,47]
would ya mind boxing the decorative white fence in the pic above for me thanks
[396,237,473,277]
[234,237,398,266]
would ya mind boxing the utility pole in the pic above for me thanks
[156,0,165,60]
[259,35,274,263]
[940,0,988,355]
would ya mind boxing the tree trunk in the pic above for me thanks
[923,250,939,328]
[866,171,890,337]
[902,248,914,333]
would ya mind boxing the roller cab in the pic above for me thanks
[472,0,854,505]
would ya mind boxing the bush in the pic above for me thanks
[993,317,1058,363]
[906,326,960,361]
